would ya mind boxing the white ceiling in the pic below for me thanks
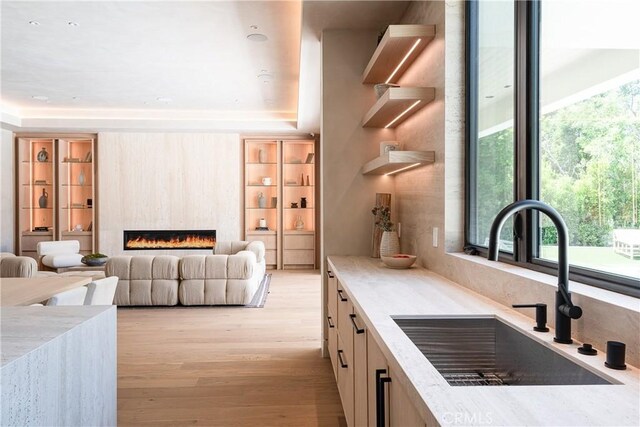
[1,0,409,133]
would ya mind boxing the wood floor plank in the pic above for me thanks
[118,270,345,426]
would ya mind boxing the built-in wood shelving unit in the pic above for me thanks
[362,87,435,128]
[362,150,435,175]
[362,25,436,84]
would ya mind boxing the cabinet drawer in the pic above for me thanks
[336,334,354,427]
[61,235,92,251]
[328,315,338,381]
[247,234,276,249]
[327,270,338,320]
[337,284,353,357]
[284,234,314,249]
[265,249,277,266]
[21,234,53,251]
[283,249,314,265]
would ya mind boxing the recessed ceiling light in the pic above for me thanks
[504,84,512,88]
[28,20,40,26]
[247,33,268,42]
[156,97,172,103]
[260,69,268,73]
[72,96,79,100]
[67,21,79,26]
[32,95,48,101]
[250,25,258,30]
[485,95,495,99]
[257,73,272,79]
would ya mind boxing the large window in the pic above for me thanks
[466,0,640,296]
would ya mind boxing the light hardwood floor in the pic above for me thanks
[117,270,346,426]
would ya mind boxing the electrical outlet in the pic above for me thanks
[432,227,439,247]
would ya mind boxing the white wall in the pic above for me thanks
[97,132,241,256]
[321,30,396,259]
[0,129,15,252]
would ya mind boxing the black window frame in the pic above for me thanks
[465,0,640,298]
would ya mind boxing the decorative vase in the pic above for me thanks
[379,231,400,257]
[295,215,304,230]
[37,147,48,162]
[300,197,307,208]
[78,169,86,186]
[38,189,48,208]
[258,148,267,163]
[372,193,391,258]
[257,192,266,208]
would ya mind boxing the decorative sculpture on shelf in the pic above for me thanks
[37,147,48,162]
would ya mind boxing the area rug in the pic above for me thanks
[246,273,271,308]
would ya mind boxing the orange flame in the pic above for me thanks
[126,235,215,249]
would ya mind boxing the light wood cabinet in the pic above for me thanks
[327,265,428,427]
[389,366,426,427]
[16,135,97,257]
[337,333,355,427]
[243,139,317,269]
[352,310,368,426]
[368,333,390,427]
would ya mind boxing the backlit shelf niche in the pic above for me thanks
[361,150,435,176]
[362,24,435,84]
[243,139,317,269]
[362,24,436,129]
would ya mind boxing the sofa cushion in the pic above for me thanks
[41,253,84,268]
[180,255,228,280]
[228,251,255,280]
[37,240,80,256]
[107,255,179,306]
[0,256,37,278]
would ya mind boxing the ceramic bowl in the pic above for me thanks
[81,256,108,266]
[381,254,417,269]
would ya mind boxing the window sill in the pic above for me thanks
[447,252,640,313]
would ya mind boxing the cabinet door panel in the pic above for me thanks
[283,249,314,265]
[328,315,338,381]
[367,335,389,427]
[337,334,355,427]
[283,234,314,249]
[389,366,426,427]
[328,270,338,320]
[353,311,368,427]
[337,282,353,356]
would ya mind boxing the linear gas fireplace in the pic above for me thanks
[123,230,216,250]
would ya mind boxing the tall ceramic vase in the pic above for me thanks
[379,231,400,257]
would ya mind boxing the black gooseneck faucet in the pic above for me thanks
[487,200,582,344]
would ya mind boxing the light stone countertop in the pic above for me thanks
[328,256,640,426]
[1,306,114,367]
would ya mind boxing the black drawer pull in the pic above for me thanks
[376,369,392,427]
[327,315,335,328]
[337,289,347,302]
[328,271,335,278]
[349,314,364,334]
[337,349,348,368]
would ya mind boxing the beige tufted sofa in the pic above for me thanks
[1,253,39,278]
[106,241,266,306]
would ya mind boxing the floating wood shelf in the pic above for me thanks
[362,25,436,84]
[362,87,435,128]
[362,150,435,175]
